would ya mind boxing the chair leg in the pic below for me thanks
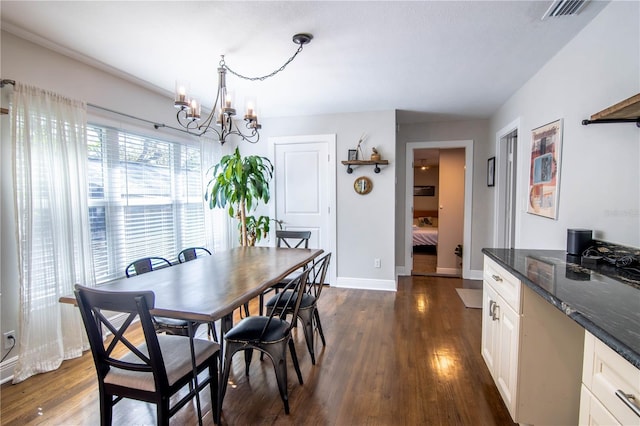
[99,392,113,426]
[314,308,326,346]
[219,342,238,419]
[157,397,170,426]
[208,358,219,424]
[244,348,253,376]
[298,308,316,365]
[288,339,304,385]
[263,341,291,414]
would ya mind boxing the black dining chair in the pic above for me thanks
[74,284,219,426]
[178,247,212,263]
[125,256,172,278]
[219,268,310,420]
[265,252,331,365]
[257,230,312,315]
[275,230,311,249]
[125,256,211,339]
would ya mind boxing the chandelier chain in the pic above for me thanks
[220,44,305,82]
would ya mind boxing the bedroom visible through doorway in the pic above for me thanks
[411,147,465,277]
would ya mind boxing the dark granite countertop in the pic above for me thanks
[482,248,640,369]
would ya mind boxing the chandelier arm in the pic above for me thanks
[222,44,305,82]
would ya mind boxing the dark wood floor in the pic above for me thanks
[0,275,515,425]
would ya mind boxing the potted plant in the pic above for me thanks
[205,147,274,246]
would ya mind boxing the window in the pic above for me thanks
[87,125,207,284]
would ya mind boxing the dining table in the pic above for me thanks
[60,246,323,336]
[59,246,323,423]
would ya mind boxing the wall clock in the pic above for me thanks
[354,176,372,195]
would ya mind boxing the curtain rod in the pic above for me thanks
[1,78,192,136]
[86,103,192,136]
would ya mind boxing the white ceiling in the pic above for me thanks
[0,1,607,123]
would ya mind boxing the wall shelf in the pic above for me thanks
[341,159,389,174]
[582,93,640,127]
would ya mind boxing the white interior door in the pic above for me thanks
[269,135,336,283]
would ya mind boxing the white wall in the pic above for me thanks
[260,112,397,290]
[490,1,640,250]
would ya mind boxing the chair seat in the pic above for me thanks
[225,316,290,343]
[154,316,191,329]
[265,290,316,311]
[105,334,219,393]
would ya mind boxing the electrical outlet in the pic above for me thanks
[4,331,15,349]
[374,258,381,268]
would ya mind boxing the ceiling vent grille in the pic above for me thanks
[541,0,589,20]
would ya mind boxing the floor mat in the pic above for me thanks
[455,288,483,309]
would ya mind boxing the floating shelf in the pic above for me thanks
[341,160,389,174]
[582,93,640,127]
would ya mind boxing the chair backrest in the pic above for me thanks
[276,230,311,249]
[305,252,331,300]
[178,247,212,263]
[74,284,170,390]
[125,256,172,277]
[260,268,311,338]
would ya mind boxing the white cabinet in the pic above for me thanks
[482,257,522,419]
[580,331,640,425]
[482,256,585,425]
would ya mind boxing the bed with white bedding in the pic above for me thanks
[412,210,438,252]
[413,224,438,246]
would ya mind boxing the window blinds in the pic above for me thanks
[87,125,206,283]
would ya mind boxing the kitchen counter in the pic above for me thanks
[482,248,640,369]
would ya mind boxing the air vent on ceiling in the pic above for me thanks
[541,0,589,20]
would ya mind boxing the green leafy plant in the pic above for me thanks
[205,147,274,246]
[243,215,270,247]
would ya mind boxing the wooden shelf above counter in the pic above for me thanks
[341,159,389,174]
[582,93,640,127]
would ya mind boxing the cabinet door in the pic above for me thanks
[579,385,621,426]
[496,300,520,418]
[481,281,499,378]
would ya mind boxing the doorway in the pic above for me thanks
[494,120,519,248]
[405,140,474,279]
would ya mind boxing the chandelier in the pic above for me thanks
[174,33,313,144]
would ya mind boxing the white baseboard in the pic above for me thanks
[396,266,408,277]
[436,267,461,276]
[335,277,396,291]
[466,269,483,280]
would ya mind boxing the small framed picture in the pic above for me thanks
[348,149,358,161]
[487,157,495,187]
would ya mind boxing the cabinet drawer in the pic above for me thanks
[583,332,640,426]
[484,257,521,313]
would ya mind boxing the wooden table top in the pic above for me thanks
[60,246,323,323]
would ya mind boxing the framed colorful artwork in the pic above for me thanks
[527,119,563,219]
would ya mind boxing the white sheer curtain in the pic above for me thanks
[11,83,95,383]
[201,135,231,252]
